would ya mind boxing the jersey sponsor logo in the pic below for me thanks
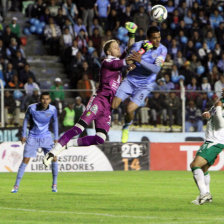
[86,111,91,117]
[90,104,98,115]
[45,113,52,117]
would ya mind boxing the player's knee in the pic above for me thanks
[190,161,197,169]
[112,97,121,109]
[95,132,106,145]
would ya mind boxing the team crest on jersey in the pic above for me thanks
[45,113,52,117]
[107,115,111,126]
[86,111,91,117]
[90,104,98,115]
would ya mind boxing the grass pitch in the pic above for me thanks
[0,171,224,224]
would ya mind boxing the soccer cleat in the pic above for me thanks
[11,186,19,193]
[43,152,54,167]
[52,184,57,193]
[199,192,212,205]
[121,129,129,143]
[191,196,200,205]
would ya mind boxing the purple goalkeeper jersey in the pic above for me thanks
[97,55,126,103]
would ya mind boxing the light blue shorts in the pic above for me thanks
[23,136,54,158]
[115,78,154,106]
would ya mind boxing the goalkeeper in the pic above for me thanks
[112,22,168,143]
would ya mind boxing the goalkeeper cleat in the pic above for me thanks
[52,184,57,193]
[199,192,212,205]
[122,129,129,143]
[11,186,19,193]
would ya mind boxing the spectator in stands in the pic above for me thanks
[201,77,211,93]
[155,78,169,92]
[133,4,149,32]
[94,0,110,30]
[74,96,85,123]
[74,17,87,37]
[209,9,224,29]
[4,90,20,126]
[62,0,78,21]
[186,76,200,101]
[198,42,210,65]
[61,101,75,132]
[174,50,185,68]
[91,27,102,56]
[2,26,18,48]
[185,100,203,132]
[196,92,213,113]
[22,77,40,111]
[0,39,6,59]
[19,63,36,84]
[149,92,167,127]
[90,17,103,37]
[44,17,61,55]
[63,18,75,36]
[107,8,120,31]
[59,27,73,53]
[214,74,224,98]
[4,62,16,85]
[75,29,88,54]
[9,17,20,37]
[79,0,95,34]
[6,38,25,60]
[135,27,146,42]
[209,65,220,88]
[48,0,60,17]
[162,53,173,72]
[12,50,27,73]
[8,74,23,89]
[205,30,217,51]
[217,52,224,73]
[31,0,47,18]
[164,73,174,90]
[39,7,51,24]
[216,22,224,46]
[50,77,65,113]
[55,8,67,29]
[77,73,95,104]
[165,92,181,129]
[189,54,201,74]
[213,43,222,61]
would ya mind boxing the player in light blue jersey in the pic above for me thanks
[11,92,59,193]
[112,25,167,143]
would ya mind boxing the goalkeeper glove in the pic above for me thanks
[138,41,153,54]
[125,22,138,38]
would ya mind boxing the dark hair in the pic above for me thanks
[147,26,160,38]
[40,91,50,99]
[103,39,117,55]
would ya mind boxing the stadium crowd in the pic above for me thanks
[0,0,224,131]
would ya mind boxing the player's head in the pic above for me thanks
[103,39,121,57]
[147,26,161,48]
[40,92,51,109]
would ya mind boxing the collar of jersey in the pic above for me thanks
[36,103,49,111]
[107,55,119,59]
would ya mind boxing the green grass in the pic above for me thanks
[0,171,224,224]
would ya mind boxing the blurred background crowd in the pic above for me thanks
[0,0,223,132]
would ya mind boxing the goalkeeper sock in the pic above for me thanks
[15,162,27,187]
[59,125,84,146]
[52,161,58,186]
[192,167,207,195]
[204,172,210,193]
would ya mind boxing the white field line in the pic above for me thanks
[1,207,224,222]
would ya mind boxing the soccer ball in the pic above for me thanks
[150,5,168,23]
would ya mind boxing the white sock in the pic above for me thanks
[204,173,210,193]
[193,168,207,195]
[66,139,78,148]
[50,142,65,156]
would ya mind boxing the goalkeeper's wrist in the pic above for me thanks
[128,32,135,38]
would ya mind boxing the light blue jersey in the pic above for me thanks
[115,41,167,106]
[127,41,167,87]
[22,103,58,140]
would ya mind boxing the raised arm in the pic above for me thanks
[103,58,126,70]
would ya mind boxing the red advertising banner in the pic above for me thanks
[150,142,224,171]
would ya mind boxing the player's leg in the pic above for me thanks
[122,88,149,143]
[12,137,38,193]
[190,142,223,204]
[202,164,212,202]
[11,157,30,193]
[71,97,111,146]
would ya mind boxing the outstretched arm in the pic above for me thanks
[103,58,127,70]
